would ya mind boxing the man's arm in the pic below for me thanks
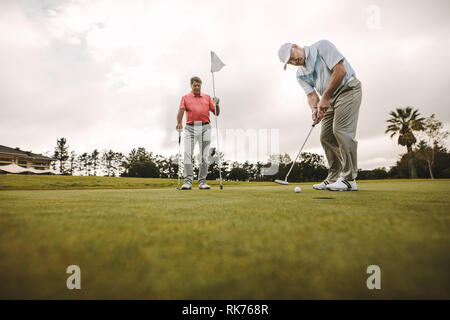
[322,60,346,101]
[212,97,220,116]
[316,60,346,121]
[297,76,318,120]
[307,91,320,109]
[307,91,320,122]
[176,109,184,130]
[214,104,220,116]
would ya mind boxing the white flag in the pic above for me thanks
[211,51,225,73]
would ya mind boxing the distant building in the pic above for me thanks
[0,145,55,171]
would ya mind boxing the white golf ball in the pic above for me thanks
[294,186,301,193]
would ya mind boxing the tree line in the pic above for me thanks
[50,107,449,180]
[50,137,329,182]
[52,140,126,177]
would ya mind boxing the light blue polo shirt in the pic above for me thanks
[296,40,355,97]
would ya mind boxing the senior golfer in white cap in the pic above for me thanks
[278,40,362,191]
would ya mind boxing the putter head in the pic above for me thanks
[274,179,289,185]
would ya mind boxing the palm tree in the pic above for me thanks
[385,107,424,178]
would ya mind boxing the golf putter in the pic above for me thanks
[274,120,318,185]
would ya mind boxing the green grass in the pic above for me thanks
[0,175,276,190]
[0,176,449,299]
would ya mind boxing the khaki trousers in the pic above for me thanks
[320,78,362,181]
[184,123,211,184]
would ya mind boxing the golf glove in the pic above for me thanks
[213,97,220,106]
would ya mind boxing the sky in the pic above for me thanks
[1,0,449,169]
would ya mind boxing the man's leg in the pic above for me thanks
[320,109,342,182]
[183,125,195,185]
[198,124,211,184]
[332,79,362,181]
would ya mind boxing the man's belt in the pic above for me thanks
[186,122,210,126]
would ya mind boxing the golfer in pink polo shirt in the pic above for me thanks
[176,76,221,190]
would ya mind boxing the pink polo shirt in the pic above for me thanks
[179,92,216,124]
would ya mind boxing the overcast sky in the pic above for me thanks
[1,0,449,169]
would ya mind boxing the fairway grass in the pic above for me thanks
[0,175,275,190]
[0,177,449,299]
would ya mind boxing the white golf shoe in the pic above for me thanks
[199,182,211,190]
[181,183,192,190]
[313,179,332,190]
[326,178,358,191]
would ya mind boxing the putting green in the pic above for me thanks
[0,177,449,299]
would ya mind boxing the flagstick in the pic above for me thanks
[211,72,223,190]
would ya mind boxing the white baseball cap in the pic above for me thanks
[278,43,293,70]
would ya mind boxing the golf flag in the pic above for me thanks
[211,51,225,73]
